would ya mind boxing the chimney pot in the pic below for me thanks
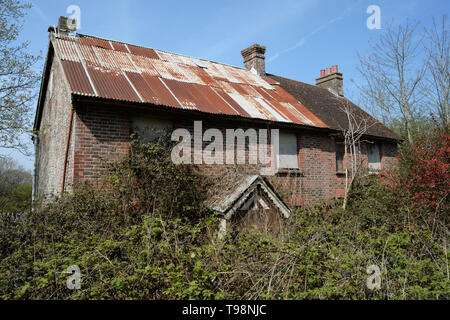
[241,44,266,75]
[316,65,344,97]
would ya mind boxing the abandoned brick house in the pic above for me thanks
[33,18,400,234]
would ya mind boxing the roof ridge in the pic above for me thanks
[55,30,249,71]
[267,73,322,91]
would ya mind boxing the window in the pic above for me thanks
[368,143,381,172]
[277,132,298,169]
[131,116,173,142]
[336,141,345,173]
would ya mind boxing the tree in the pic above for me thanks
[0,156,31,196]
[423,15,450,133]
[0,0,39,154]
[355,20,426,145]
[0,156,32,213]
[338,100,376,210]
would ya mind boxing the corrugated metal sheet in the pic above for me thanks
[61,60,95,95]
[127,44,160,59]
[51,33,326,128]
[128,55,160,76]
[87,65,140,102]
[140,73,183,108]
[94,46,137,72]
[78,36,112,50]
[194,84,239,116]
[110,41,129,53]
[53,38,80,62]
[77,44,102,67]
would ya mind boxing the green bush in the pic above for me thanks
[0,184,32,214]
[0,137,448,300]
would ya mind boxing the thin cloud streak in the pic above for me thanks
[198,1,316,61]
[267,4,356,63]
[31,2,50,25]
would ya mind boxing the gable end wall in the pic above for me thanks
[35,55,73,200]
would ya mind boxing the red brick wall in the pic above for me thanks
[65,104,130,189]
[63,105,398,207]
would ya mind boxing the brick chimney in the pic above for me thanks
[241,44,266,75]
[57,16,77,37]
[316,65,344,96]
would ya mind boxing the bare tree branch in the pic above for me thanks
[354,19,426,145]
[423,15,450,132]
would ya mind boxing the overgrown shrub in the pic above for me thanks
[0,136,448,300]
[372,130,449,234]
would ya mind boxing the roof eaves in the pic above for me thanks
[71,93,338,133]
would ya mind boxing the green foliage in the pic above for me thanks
[389,116,439,144]
[0,0,40,153]
[0,183,31,213]
[0,137,448,300]
[0,157,32,214]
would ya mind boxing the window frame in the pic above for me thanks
[335,141,345,173]
[277,131,299,170]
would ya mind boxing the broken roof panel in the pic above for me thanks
[50,32,328,129]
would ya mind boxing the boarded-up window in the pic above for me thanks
[368,143,381,172]
[336,141,345,172]
[131,116,173,142]
[278,132,298,169]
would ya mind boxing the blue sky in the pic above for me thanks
[2,0,449,170]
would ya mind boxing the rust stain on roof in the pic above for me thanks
[61,60,95,95]
[51,32,327,128]
[127,44,160,59]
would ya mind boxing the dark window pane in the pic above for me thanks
[336,142,344,172]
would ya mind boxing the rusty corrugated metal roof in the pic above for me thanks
[51,32,327,128]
